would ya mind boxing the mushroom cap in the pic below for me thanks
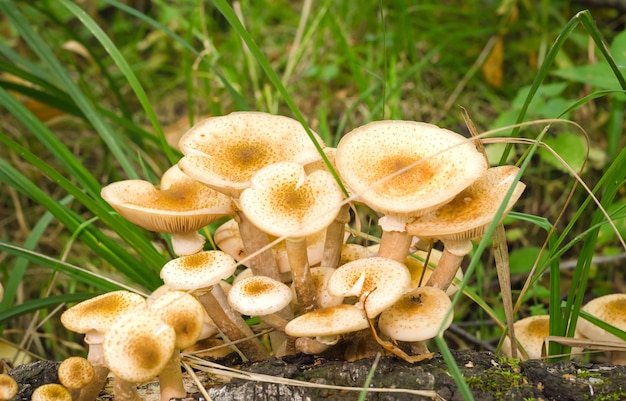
[239,162,344,238]
[578,293,626,343]
[103,306,176,383]
[406,165,525,240]
[285,304,369,337]
[335,120,487,218]
[31,384,72,401]
[378,286,453,342]
[228,275,293,316]
[148,290,205,349]
[57,356,95,390]
[501,315,550,360]
[60,290,145,335]
[311,267,344,308]
[178,112,325,198]
[101,165,233,234]
[339,244,377,265]
[0,374,18,400]
[160,250,237,291]
[327,257,411,318]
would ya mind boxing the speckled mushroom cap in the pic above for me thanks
[60,290,146,335]
[103,306,176,383]
[406,165,525,240]
[378,286,453,342]
[501,315,550,360]
[160,250,237,291]
[0,373,18,401]
[578,293,626,343]
[335,120,487,219]
[178,112,326,198]
[239,162,344,238]
[57,356,95,390]
[31,384,72,401]
[285,304,370,337]
[311,267,344,308]
[228,275,293,316]
[101,164,233,234]
[327,257,411,318]
[148,290,205,349]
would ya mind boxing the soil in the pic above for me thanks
[6,350,626,401]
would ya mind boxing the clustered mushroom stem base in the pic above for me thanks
[235,210,282,281]
[158,351,186,401]
[195,285,270,361]
[425,240,472,291]
[78,334,109,401]
[322,204,350,268]
[377,229,412,264]
[286,237,317,313]
[112,378,141,401]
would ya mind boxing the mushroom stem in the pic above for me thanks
[235,210,281,281]
[195,285,270,361]
[158,351,186,401]
[286,237,317,313]
[171,231,206,256]
[321,204,350,268]
[612,351,626,365]
[425,239,472,291]
[260,313,290,332]
[112,378,141,401]
[295,337,331,354]
[377,230,412,264]
[78,332,109,401]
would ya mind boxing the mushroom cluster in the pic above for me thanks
[59,112,526,398]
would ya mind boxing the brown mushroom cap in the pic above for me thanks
[578,293,626,343]
[378,286,453,342]
[178,112,326,198]
[335,120,487,218]
[228,275,293,316]
[327,257,411,318]
[57,356,95,390]
[103,306,176,383]
[285,304,369,337]
[406,165,525,240]
[148,290,205,349]
[501,315,550,360]
[60,290,145,335]
[160,250,237,291]
[101,165,232,234]
[31,384,72,401]
[0,374,18,401]
[239,162,344,239]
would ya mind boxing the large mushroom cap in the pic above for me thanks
[378,286,453,342]
[501,315,550,360]
[335,120,487,218]
[101,165,233,234]
[239,162,344,239]
[149,290,205,349]
[178,112,325,198]
[406,165,525,240]
[160,250,237,291]
[103,306,176,383]
[285,304,369,338]
[578,293,626,343]
[60,290,145,335]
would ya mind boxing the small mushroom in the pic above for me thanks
[101,165,233,256]
[336,120,487,263]
[57,356,95,401]
[0,374,18,401]
[239,162,344,313]
[31,384,72,401]
[501,315,550,360]
[577,293,626,364]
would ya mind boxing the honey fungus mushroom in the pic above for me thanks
[101,165,233,256]
[577,293,626,364]
[335,120,487,263]
[501,315,550,360]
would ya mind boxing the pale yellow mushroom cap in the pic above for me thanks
[31,384,72,401]
[335,120,487,218]
[501,315,550,360]
[160,250,237,291]
[578,293,626,343]
[101,165,233,234]
[406,165,525,241]
[239,162,344,238]
[378,286,453,342]
[57,356,95,390]
[285,304,369,337]
[60,290,145,335]
[0,374,18,401]
[311,267,344,308]
[228,275,293,316]
[103,307,176,383]
[327,257,411,318]
[178,112,325,198]
[149,290,205,349]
